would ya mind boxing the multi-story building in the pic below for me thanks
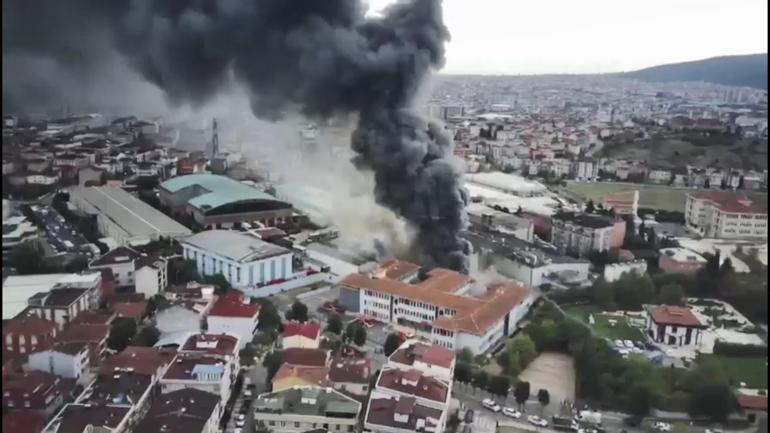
[135,388,222,433]
[88,246,141,288]
[253,386,362,433]
[180,230,294,289]
[26,287,96,329]
[644,305,706,347]
[685,192,768,239]
[160,352,234,405]
[88,247,169,296]
[338,261,535,354]
[281,322,321,349]
[658,248,707,275]
[2,316,58,356]
[647,169,672,184]
[27,341,90,379]
[602,190,639,217]
[551,213,624,257]
[206,290,260,349]
[56,322,111,367]
[2,214,39,266]
[2,371,64,418]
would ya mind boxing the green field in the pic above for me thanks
[701,355,769,389]
[560,182,768,212]
[562,305,645,342]
[563,304,601,321]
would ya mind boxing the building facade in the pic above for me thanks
[644,305,706,347]
[685,192,768,239]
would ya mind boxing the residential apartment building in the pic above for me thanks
[603,191,639,217]
[281,322,322,349]
[2,316,58,356]
[252,386,361,433]
[338,261,535,354]
[685,192,768,239]
[551,213,625,257]
[2,371,64,418]
[88,247,168,296]
[160,352,234,405]
[206,290,260,349]
[27,342,90,379]
[135,388,222,433]
[658,248,707,275]
[26,287,97,329]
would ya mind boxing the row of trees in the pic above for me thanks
[324,314,367,346]
[453,365,552,411]
[530,300,737,421]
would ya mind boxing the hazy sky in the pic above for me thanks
[370,0,768,75]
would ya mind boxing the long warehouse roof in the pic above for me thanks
[69,186,192,240]
[160,174,281,210]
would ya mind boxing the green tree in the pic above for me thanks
[657,283,685,305]
[458,347,475,364]
[454,362,473,383]
[107,318,137,351]
[488,375,511,398]
[353,325,367,346]
[11,243,47,275]
[203,274,231,293]
[254,298,283,333]
[627,384,653,416]
[285,300,309,323]
[537,389,550,409]
[585,200,595,213]
[131,326,160,347]
[263,351,284,383]
[167,258,201,284]
[689,380,733,422]
[497,350,521,376]
[508,334,537,368]
[473,370,489,391]
[239,343,257,367]
[589,277,615,310]
[514,381,530,407]
[326,314,343,335]
[384,333,402,356]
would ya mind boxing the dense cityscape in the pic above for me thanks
[2,2,768,433]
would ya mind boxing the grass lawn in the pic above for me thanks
[591,313,645,342]
[562,304,602,322]
[701,354,769,389]
[560,182,768,212]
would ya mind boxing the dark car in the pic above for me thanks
[464,409,475,424]
[624,416,642,427]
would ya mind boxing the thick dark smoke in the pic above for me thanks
[3,0,470,271]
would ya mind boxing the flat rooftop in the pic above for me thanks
[180,230,289,263]
[69,186,191,241]
[254,386,360,418]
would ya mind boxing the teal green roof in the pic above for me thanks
[160,174,279,211]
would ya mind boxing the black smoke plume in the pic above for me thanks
[3,0,470,271]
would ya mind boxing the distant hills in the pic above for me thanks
[619,53,768,90]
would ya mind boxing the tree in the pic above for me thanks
[488,375,511,398]
[107,318,137,351]
[514,381,531,408]
[497,350,521,376]
[585,200,595,213]
[454,362,473,384]
[254,298,283,333]
[473,370,489,391]
[537,389,550,410]
[285,300,309,323]
[168,258,201,284]
[203,274,231,293]
[627,384,653,416]
[589,277,615,310]
[508,334,537,368]
[145,294,170,317]
[344,321,360,343]
[64,255,89,273]
[132,326,160,347]
[10,243,48,275]
[657,283,685,306]
[239,343,257,367]
[353,325,367,346]
[263,351,284,383]
[689,380,733,422]
[384,333,402,356]
[326,314,343,335]
[458,347,475,364]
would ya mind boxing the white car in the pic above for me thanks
[482,399,502,412]
[243,390,252,398]
[502,407,521,419]
[237,414,245,421]
[624,340,635,348]
[235,420,245,428]
[234,429,242,433]
[614,339,625,348]
[653,421,672,432]
[528,415,548,427]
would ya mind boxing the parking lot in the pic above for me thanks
[27,204,88,254]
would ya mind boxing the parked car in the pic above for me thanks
[482,399,502,412]
[623,416,642,427]
[235,420,245,428]
[502,407,521,419]
[528,415,548,427]
[623,340,635,348]
[614,339,625,348]
[243,390,252,398]
[652,421,672,432]
[464,409,475,424]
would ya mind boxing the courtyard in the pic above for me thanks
[517,352,576,407]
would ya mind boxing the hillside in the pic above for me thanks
[620,54,768,89]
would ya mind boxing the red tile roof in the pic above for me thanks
[375,259,420,281]
[282,321,321,340]
[691,191,767,214]
[647,305,704,327]
[208,290,260,318]
[736,393,768,411]
[273,364,329,385]
[2,370,59,396]
[282,348,329,367]
[2,410,46,433]
[419,344,455,368]
[377,368,449,403]
[112,301,146,320]
[181,333,238,356]
[2,316,57,336]
[57,323,110,344]
[99,346,176,377]
[366,397,442,431]
[70,310,116,325]
[329,356,372,384]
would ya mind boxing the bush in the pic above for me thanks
[713,341,768,357]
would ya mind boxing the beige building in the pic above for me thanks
[685,192,767,239]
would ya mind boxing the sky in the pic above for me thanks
[370,0,769,75]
